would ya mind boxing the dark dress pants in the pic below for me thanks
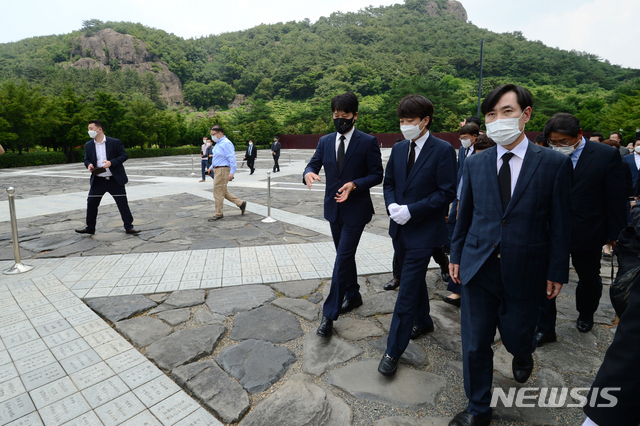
[538,248,603,334]
[247,158,255,173]
[273,153,280,172]
[461,251,541,418]
[385,227,434,359]
[323,216,365,320]
[86,177,134,231]
[201,159,208,180]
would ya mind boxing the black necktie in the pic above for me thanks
[337,135,345,172]
[499,152,515,211]
[406,141,416,178]
[466,147,470,157]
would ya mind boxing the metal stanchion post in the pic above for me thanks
[261,172,277,223]
[190,154,196,176]
[4,187,34,275]
[288,152,291,166]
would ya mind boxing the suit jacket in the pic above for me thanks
[450,141,573,299]
[303,128,383,227]
[244,145,257,160]
[622,153,639,190]
[83,137,129,187]
[457,144,471,185]
[571,140,627,251]
[271,142,281,154]
[383,134,457,249]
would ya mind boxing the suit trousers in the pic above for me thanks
[323,217,365,320]
[273,153,280,171]
[538,248,603,334]
[86,177,133,231]
[393,245,448,280]
[386,227,434,359]
[247,158,255,173]
[212,167,243,217]
[201,159,208,180]
[461,251,541,417]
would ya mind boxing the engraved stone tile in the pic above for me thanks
[35,319,71,337]
[74,319,108,337]
[119,362,162,389]
[0,378,25,404]
[108,287,134,297]
[37,393,90,426]
[46,291,75,303]
[149,391,199,426]
[83,328,120,348]
[29,377,77,409]
[57,305,90,319]
[94,392,145,426]
[4,411,43,426]
[59,350,102,375]
[94,338,131,361]
[66,312,99,327]
[137,276,161,285]
[0,394,36,425]
[40,285,69,297]
[42,329,82,349]
[0,320,33,338]
[0,298,17,310]
[0,305,22,318]
[132,285,158,295]
[84,288,112,299]
[13,292,43,304]
[50,339,91,362]
[0,363,18,383]
[118,410,162,426]
[14,350,56,375]
[104,350,146,375]
[81,376,129,409]
[30,312,64,328]
[132,375,180,408]
[8,339,48,361]
[23,304,57,320]
[21,362,66,392]
[156,282,179,293]
[18,298,49,311]
[69,362,114,390]
[173,407,223,426]
[59,410,102,426]
[51,298,82,311]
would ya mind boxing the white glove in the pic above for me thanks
[388,203,401,217]
[390,204,411,225]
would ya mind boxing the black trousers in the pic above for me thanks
[86,177,134,231]
[273,153,280,171]
[392,246,448,279]
[247,158,255,173]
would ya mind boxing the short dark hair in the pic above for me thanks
[481,84,533,116]
[474,134,496,151]
[465,116,482,128]
[205,137,212,141]
[211,125,224,133]
[590,132,604,142]
[543,113,581,139]
[331,92,359,115]
[611,132,623,139]
[274,136,280,141]
[89,120,104,130]
[603,139,621,149]
[397,95,434,129]
[460,123,480,136]
[534,134,549,147]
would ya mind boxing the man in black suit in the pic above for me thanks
[271,136,281,172]
[449,85,573,426]
[303,92,383,337]
[75,120,139,235]
[536,113,626,345]
[378,94,457,376]
[244,139,257,175]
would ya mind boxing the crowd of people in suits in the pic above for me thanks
[303,87,639,426]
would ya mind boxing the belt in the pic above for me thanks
[213,166,230,169]
[96,176,111,180]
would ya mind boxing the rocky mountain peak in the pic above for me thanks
[424,1,468,22]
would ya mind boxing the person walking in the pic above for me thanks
[271,136,281,172]
[244,139,257,175]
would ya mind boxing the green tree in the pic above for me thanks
[0,80,46,153]
[44,86,90,162]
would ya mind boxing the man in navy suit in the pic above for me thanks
[377,94,457,376]
[75,120,139,235]
[303,92,383,337]
[536,113,626,345]
[448,85,573,426]
[623,139,640,188]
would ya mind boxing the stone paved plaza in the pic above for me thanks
[0,150,618,425]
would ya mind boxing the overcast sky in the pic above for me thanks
[2,0,638,69]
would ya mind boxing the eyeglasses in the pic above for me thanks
[548,137,580,148]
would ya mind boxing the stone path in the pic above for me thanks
[0,152,619,425]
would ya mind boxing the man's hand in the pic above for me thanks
[335,182,355,203]
[103,160,111,168]
[546,281,563,299]
[449,263,461,284]
[228,173,234,181]
[305,172,321,189]
[272,152,276,156]
[609,240,617,250]
[87,164,94,171]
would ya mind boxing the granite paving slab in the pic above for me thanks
[161,290,206,309]
[230,306,303,343]
[353,291,397,317]
[270,279,322,298]
[368,338,429,368]
[302,331,364,376]
[85,295,157,323]
[146,325,225,372]
[156,308,192,326]
[334,318,385,341]
[115,317,173,348]
[271,297,320,321]
[374,417,450,426]
[205,285,276,315]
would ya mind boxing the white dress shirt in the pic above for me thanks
[634,152,640,170]
[335,126,355,158]
[94,135,112,177]
[408,130,430,162]
[496,137,529,196]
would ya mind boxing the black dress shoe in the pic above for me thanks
[378,353,399,377]
[449,411,491,426]
[534,331,557,347]
[340,294,363,314]
[316,316,333,337]
[577,319,594,333]
[75,227,95,235]
[441,271,451,282]
[240,201,247,215]
[512,353,534,383]
[383,278,400,291]
[410,323,434,339]
[208,216,224,221]
[125,228,140,235]
[442,295,461,307]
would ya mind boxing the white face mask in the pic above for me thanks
[552,145,577,156]
[400,118,427,141]
[635,146,640,154]
[486,111,525,146]
[212,134,220,143]
[460,138,472,149]
[88,130,98,139]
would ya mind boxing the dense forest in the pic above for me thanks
[1,0,639,157]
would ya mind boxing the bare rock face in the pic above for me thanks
[446,1,468,22]
[424,2,440,17]
[228,94,245,109]
[71,28,183,105]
